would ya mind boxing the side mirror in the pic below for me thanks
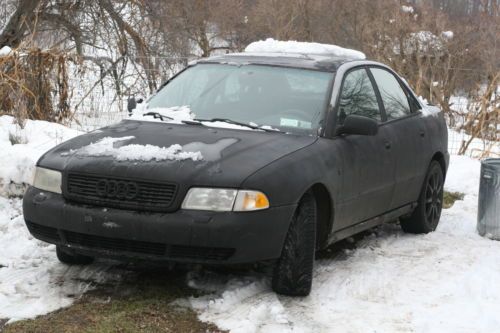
[337,115,378,136]
[127,97,143,115]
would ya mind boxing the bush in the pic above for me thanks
[0,48,71,123]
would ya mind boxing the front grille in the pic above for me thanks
[170,245,235,261]
[25,222,234,261]
[64,230,167,256]
[65,173,178,212]
[26,221,61,242]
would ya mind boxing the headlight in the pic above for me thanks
[182,188,269,212]
[33,167,62,194]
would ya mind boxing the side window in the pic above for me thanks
[338,68,381,124]
[370,68,411,120]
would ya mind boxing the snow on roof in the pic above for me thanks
[245,38,366,60]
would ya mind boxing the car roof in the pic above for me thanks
[197,52,365,72]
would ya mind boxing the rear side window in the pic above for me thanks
[370,68,411,120]
[338,68,381,124]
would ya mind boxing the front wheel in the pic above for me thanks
[272,192,316,296]
[400,160,444,234]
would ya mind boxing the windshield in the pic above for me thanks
[147,64,332,134]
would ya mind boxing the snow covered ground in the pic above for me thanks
[1,115,499,332]
[182,155,500,333]
[0,196,124,323]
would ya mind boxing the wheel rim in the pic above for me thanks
[425,169,443,227]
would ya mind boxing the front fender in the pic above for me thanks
[241,139,341,207]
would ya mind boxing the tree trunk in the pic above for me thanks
[0,0,44,48]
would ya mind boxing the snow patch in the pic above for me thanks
[0,197,123,322]
[401,5,414,13]
[417,96,441,117]
[441,31,454,40]
[245,38,366,60]
[444,155,481,195]
[421,105,441,117]
[0,46,12,56]
[0,116,80,196]
[183,138,237,162]
[69,136,203,162]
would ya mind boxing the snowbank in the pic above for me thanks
[245,38,366,60]
[0,116,80,196]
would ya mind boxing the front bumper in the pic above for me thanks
[23,187,296,264]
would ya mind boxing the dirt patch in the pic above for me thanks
[443,191,465,209]
[0,318,8,333]
[3,265,226,333]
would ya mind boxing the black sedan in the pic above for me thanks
[24,52,449,296]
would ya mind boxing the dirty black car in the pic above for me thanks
[24,51,449,296]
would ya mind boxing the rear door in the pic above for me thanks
[368,66,428,209]
[333,67,397,229]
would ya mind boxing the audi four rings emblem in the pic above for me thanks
[96,180,139,199]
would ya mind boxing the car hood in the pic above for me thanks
[38,120,317,188]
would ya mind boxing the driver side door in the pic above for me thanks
[333,67,397,230]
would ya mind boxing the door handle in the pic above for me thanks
[384,141,391,149]
[420,131,425,138]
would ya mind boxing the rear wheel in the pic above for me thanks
[400,161,444,234]
[56,245,94,265]
[272,192,316,296]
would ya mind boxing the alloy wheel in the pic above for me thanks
[425,170,443,227]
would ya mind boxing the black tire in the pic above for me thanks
[272,192,316,296]
[56,245,94,265]
[400,160,444,234]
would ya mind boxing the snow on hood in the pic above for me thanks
[64,136,203,162]
[245,38,366,60]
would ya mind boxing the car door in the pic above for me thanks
[368,66,428,209]
[333,67,397,229]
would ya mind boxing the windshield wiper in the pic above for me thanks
[142,112,173,121]
[181,119,204,126]
[192,118,281,132]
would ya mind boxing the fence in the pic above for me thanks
[63,56,498,158]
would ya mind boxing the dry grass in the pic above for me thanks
[0,49,71,123]
[443,191,465,209]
